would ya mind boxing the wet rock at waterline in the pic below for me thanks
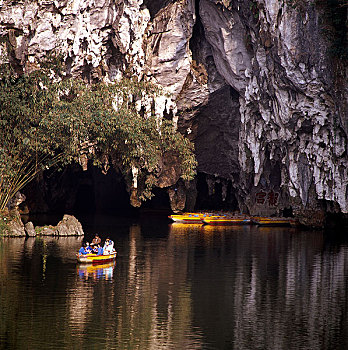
[5,213,26,237]
[24,221,36,237]
[55,215,84,236]
[1,212,84,237]
[35,215,84,237]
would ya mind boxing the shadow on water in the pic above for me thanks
[0,216,348,350]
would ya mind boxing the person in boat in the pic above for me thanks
[97,244,104,256]
[103,238,115,255]
[78,244,88,255]
[103,238,110,254]
[91,234,101,247]
[85,242,93,254]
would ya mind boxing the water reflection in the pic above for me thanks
[0,223,348,349]
[76,261,115,281]
[111,224,204,349]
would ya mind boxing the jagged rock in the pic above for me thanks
[168,181,187,212]
[199,0,252,92]
[24,221,36,237]
[157,152,183,188]
[55,214,84,236]
[4,209,26,237]
[7,192,26,210]
[6,219,26,237]
[34,214,84,236]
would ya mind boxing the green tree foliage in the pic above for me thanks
[0,61,197,209]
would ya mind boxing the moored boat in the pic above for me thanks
[202,217,252,225]
[77,251,117,264]
[252,217,296,227]
[168,212,217,223]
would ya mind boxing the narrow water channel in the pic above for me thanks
[1,215,347,350]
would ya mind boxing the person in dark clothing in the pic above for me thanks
[91,234,101,247]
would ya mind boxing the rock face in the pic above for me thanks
[7,191,26,210]
[24,221,36,237]
[2,212,84,237]
[1,0,347,226]
[55,214,84,236]
[35,215,84,236]
[5,210,26,237]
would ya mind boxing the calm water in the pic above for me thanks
[0,215,348,350]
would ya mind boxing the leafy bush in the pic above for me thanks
[0,57,197,209]
[0,211,9,235]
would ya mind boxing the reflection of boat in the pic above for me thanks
[202,217,252,225]
[170,223,203,229]
[169,223,204,235]
[76,252,117,264]
[202,224,250,233]
[77,261,115,280]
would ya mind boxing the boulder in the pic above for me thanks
[35,215,84,236]
[6,217,26,237]
[24,221,36,237]
[55,215,84,236]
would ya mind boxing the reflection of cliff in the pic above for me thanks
[113,224,203,349]
[191,228,348,349]
[0,237,83,348]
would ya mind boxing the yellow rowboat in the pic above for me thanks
[168,213,218,223]
[77,251,117,264]
[252,217,297,227]
[202,217,252,225]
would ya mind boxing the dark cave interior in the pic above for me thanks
[21,163,240,218]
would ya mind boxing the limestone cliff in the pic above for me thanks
[1,0,347,226]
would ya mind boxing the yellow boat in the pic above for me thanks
[252,217,296,227]
[168,212,216,223]
[76,251,117,264]
[202,217,252,225]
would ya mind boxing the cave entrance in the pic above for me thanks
[23,163,172,217]
[74,183,96,214]
[71,166,133,215]
[195,172,239,212]
[23,164,132,216]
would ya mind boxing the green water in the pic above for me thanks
[0,215,347,349]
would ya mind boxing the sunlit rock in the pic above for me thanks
[24,221,36,237]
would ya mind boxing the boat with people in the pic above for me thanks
[77,236,117,264]
[76,251,117,264]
